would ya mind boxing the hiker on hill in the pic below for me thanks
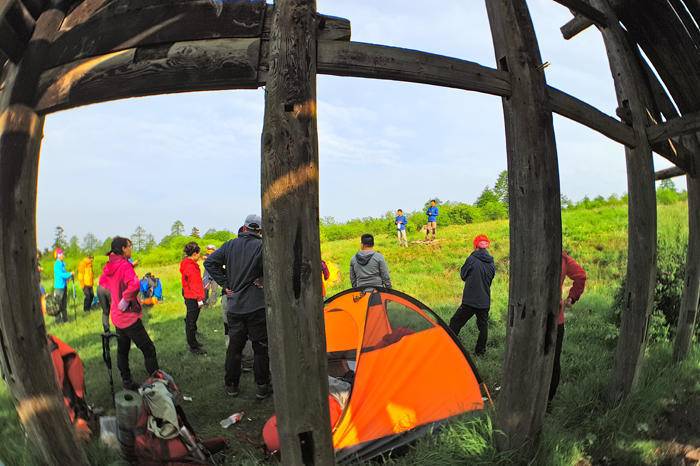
[426,200,439,241]
[97,272,112,333]
[77,254,95,313]
[448,234,496,356]
[53,248,74,324]
[321,259,330,297]
[349,234,392,289]
[204,215,271,399]
[202,244,220,306]
[103,236,159,390]
[180,242,207,355]
[395,209,408,247]
[549,251,587,403]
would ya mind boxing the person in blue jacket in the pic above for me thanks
[426,200,439,241]
[53,248,74,323]
[395,209,408,247]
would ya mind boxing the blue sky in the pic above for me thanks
[36,0,678,248]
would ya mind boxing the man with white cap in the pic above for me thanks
[204,214,271,399]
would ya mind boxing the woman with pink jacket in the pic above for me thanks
[102,236,159,390]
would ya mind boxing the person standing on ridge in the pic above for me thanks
[204,215,271,400]
[103,236,159,390]
[77,254,95,313]
[53,248,74,324]
[549,251,586,404]
[180,242,207,355]
[426,200,439,241]
[202,244,220,306]
[395,209,408,247]
[448,234,496,356]
[349,234,392,289]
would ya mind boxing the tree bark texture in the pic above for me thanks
[485,0,562,455]
[260,0,334,464]
[590,0,657,404]
[0,3,89,465]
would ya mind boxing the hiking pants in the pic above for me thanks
[83,286,94,312]
[116,319,159,384]
[549,323,566,401]
[54,288,68,323]
[449,303,489,355]
[225,309,270,386]
[97,285,112,332]
[397,229,408,247]
[184,298,202,349]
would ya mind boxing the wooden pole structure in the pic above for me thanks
[674,136,700,361]
[260,0,334,464]
[0,2,89,464]
[485,0,562,455]
[589,0,657,404]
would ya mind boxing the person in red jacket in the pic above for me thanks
[549,251,587,403]
[180,242,207,355]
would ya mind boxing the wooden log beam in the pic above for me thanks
[647,111,700,145]
[561,14,594,40]
[316,41,512,97]
[47,0,268,69]
[6,0,35,43]
[0,17,26,63]
[548,86,636,146]
[36,38,261,114]
[260,0,334,464]
[673,137,700,361]
[655,166,686,180]
[0,3,89,464]
[19,0,43,19]
[590,0,657,405]
[552,0,609,26]
[485,0,562,456]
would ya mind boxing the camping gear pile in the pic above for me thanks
[262,287,485,463]
[115,370,228,465]
[140,273,163,306]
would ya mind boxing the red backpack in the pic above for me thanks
[132,371,227,465]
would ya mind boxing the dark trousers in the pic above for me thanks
[449,303,489,355]
[54,288,68,323]
[116,319,159,384]
[97,285,112,332]
[184,298,201,349]
[225,309,270,386]
[83,286,94,312]
[549,324,566,401]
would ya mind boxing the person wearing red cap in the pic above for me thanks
[549,251,586,403]
[448,234,496,355]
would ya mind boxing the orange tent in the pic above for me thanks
[325,287,484,462]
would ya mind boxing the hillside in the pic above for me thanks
[1,201,698,465]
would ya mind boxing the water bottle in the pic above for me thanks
[220,412,244,428]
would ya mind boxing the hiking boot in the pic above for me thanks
[189,346,207,355]
[256,383,273,400]
[225,384,239,397]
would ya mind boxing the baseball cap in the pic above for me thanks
[244,214,262,230]
[206,244,216,250]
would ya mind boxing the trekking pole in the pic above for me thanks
[71,279,77,322]
[101,332,118,407]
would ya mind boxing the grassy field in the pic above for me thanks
[1,201,699,465]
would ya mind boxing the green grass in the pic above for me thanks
[2,200,698,465]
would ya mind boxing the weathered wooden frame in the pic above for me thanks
[0,0,698,463]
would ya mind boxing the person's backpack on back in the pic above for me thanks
[45,292,61,316]
[132,370,227,465]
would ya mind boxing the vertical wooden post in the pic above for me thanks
[260,0,334,464]
[0,4,90,465]
[589,0,657,404]
[673,138,700,361]
[485,0,562,454]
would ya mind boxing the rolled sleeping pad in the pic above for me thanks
[115,390,142,460]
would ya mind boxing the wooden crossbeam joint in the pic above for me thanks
[561,14,594,40]
[655,166,686,180]
[552,0,609,27]
[646,111,700,145]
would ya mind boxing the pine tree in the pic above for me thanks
[171,220,185,236]
[191,226,200,238]
[82,233,99,252]
[53,226,67,250]
[132,226,147,252]
[493,170,509,206]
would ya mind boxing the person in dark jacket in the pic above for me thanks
[203,214,271,399]
[448,234,496,355]
[180,242,206,355]
[349,234,391,289]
